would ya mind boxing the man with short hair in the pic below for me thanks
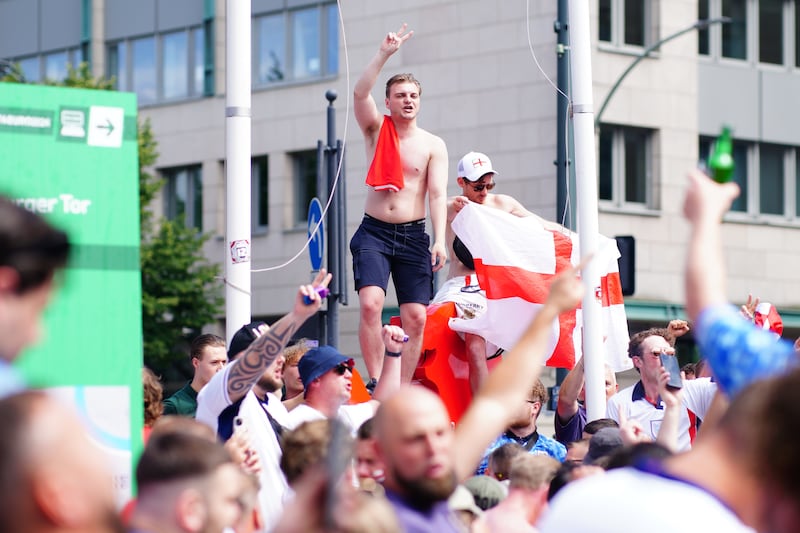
[129,429,247,533]
[195,270,331,531]
[431,151,567,393]
[372,266,584,532]
[285,325,405,435]
[0,391,122,533]
[477,454,561,532]
[352,23,449,386]
[605,328,716,451]
[476,379,566,475]
[554,358,618,445]
[164,333,227,417]
[0,196,70,396]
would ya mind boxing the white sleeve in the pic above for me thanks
[195,365,233,432]
[680,378,718,420]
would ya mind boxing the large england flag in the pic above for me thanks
[450,203,631,371]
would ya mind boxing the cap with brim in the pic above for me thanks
[228,321,268,359]
[298,345,353,388]
[457,151,499,182]
[448,484,483,517]
[583,427,623,465]
[463,475,507,511]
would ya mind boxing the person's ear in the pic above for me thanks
[0,266,20,293]
[176,489,206,533]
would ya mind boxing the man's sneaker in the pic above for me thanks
[366,377,378,396]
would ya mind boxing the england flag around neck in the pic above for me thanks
[449,203,631,371]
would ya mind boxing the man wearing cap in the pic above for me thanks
[432,151,566,393]
[163,333,227,417]
[195,269,331,532]
[352,23,449,389]
[285,324,406,435]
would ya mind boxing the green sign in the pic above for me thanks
[0,83,141,505]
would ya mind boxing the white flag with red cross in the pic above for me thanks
[449,203,631,371]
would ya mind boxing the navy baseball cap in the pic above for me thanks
[228,321,268,359]
[298,345,353,388]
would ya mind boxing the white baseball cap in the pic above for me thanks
[457,151,499,182]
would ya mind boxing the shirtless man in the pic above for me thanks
[351,23,448,385]
[432,151,564,392]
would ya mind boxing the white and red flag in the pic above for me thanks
[449,203,631,371]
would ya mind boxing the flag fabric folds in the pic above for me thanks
[449,203,631,371]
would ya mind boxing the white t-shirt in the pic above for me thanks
[286,401,375,436]
[538,467,754,533]
[196,365,290,532]
[606,377,717,451]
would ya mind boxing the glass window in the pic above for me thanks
[698,0,710,55]
[193,26,206,96]
[599,126,614,201]
[759,0,783,64]
[326,3,339,75]
[759,144,784,215]
[257,14,286,84]
[293,150,318,225]
[164,165,203,230]
[722,0,748,59]
[598,125,653,207]
[132,37,157,105]
[18,57,40,83]
[44,51,68,81]
[163,31,188,100]
[292,7,321,80]
[731,141,749,212]
[252,156,270,230]
[624,0,646,46]
[624,128,648,203]
[108,42,127,90]
[599,0,612,42]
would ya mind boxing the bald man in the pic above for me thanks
[372,266,584,531]
[0,390,123,533]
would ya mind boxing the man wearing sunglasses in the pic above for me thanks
[431,151,566,394]
[285,324,406,435]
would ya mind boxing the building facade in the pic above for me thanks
[2,0,800,362]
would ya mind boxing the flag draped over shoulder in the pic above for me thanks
[449,203,631,371]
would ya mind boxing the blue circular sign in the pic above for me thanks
[307,198,324,270]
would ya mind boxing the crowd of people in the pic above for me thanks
[3,23,800,533]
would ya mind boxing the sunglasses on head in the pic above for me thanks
[469,181,496,192]
[333,362,354,375]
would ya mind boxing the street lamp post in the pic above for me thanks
[595,17,731,129]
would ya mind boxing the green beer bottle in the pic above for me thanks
[708,126,734,183]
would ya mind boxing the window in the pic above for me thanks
[11,48,83,84]
[698,0,710,55]
[722,0,747,59]
[759,143,785,215]
[598,125,654,208]
[253,3,338,88]
[163,165,203,231]
[598,0,649,47]
[292,150,319,225]
[44,51,69,81]
[759,0,783,64]
[107,26,209,105]
[252,156,270,231]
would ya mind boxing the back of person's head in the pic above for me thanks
[142,367,163,427]
[284,338,312,367]
[487,442,525,481]
[508,454,560,491]
[280,419,353,487]
[530,379,549,407]
[150,415,217,442]
[547,461,604,501]
[0,196,70,294]
[605,442,673,470]
[583,417,619,436]
[583,427,623,466]
[357,416,375,441]
[190,333,225,361]
[136,429,233,490]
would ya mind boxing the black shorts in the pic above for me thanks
[349,214,433,305]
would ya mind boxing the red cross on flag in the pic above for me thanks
[449,203,631,371]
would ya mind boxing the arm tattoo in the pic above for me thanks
[227,318,298,400]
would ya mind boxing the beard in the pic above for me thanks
[392,465,457,509]
[257,372,283,393]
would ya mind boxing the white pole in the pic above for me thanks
[568,0,606,421]
[225,0,252,344]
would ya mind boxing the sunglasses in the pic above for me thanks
[469,181,496,192]
[333,362,354,375]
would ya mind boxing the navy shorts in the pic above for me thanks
[350,215,433,305]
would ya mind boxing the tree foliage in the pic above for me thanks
[2,62,223,372]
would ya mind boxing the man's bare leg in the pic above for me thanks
[464,333,489,394]
[399,302,427,383]
[358,286,387,380]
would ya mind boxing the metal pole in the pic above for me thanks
[336,139,348,307]
[568,0,605,422]
[224,0,252,344]
[325,90,339,348]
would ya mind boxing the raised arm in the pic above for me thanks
[226,270,332,402]
[556,357,584,423]
[353,24,413,140]
[428,136,449,272]
[453,265,584,480]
